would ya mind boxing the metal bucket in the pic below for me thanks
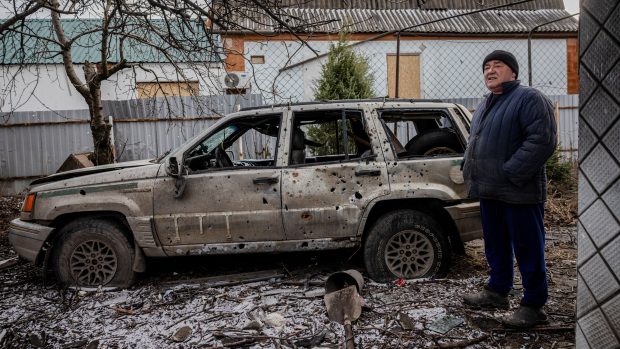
[324,269,364,294]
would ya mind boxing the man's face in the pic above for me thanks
[483,60,516,94]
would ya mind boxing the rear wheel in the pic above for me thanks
[363,210,451,282]
[52,219,136,288]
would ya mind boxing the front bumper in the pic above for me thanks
[8,219,55,263]
[444,201,483,242]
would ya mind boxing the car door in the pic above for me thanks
[152,113,285,252]
[378,107,468,199]
[281,107,389,240]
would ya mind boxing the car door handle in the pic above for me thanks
[253,177,279,185]
[355,170,381,177]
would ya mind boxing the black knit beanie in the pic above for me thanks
[482,50,519,79]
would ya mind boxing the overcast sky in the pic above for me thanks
[564,0,580,14]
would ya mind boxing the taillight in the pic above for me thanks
[22,193,36,213]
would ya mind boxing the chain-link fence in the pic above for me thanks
[240,35,578,159]
[244,37,573,104]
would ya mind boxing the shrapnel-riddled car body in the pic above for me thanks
[9,99,482,287]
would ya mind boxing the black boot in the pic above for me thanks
[462,287,509,309]
[501,305,548,328]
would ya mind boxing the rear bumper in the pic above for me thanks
[8,219,54,263]
[445,201,483,242]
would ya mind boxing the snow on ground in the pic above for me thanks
[0,220,577,348]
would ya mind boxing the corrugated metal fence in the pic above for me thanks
[0,94,577,193]
[0,94,263,180]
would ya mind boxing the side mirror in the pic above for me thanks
[166,156,187,199]
[166,156,181,178]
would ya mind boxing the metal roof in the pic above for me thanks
[275,0,566,10]
[1,19,221,65]
[227,7,578,34]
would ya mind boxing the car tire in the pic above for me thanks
[363,210,451,282]
[405,129,462,156]
[52,219,136,288]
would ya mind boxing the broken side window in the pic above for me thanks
[379,109,465,158]
[290,110,372,165]
[185,114,281,172]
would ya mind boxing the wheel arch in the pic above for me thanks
[35,211,135,267]
[361,198,465,254]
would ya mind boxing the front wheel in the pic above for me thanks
[52,219,136,288]
[363,210,451,282]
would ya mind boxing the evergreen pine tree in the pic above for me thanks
[314,34,374,100]
[307,35,374,155]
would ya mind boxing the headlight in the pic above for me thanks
[22,193,37,213]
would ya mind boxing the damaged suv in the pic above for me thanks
[9,99,481,287]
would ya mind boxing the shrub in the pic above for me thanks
[546,146,574,185]
[314,33,374,100]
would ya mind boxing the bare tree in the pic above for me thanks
[0,0,48,34]
[0,0,325,165]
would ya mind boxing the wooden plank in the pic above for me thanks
[136,81,199,98]
[387,54,421,99]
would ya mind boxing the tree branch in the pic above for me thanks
[49,0,89,97]
[249,0,319,57]
[0,0,47,34]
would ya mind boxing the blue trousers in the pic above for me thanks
[480,198,548,307]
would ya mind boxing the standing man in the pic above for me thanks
[462,50,557,328]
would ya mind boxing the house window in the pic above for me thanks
[387,54,421,99]
[250,55,265,64]
[136,81,199,98]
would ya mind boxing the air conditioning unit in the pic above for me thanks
[221,72,251,91]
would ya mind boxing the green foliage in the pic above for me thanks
[306,120,356,156]
[546,146,573,184]
[314,34,374,100]
[307,35,373,155]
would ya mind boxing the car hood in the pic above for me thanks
[30,159,156,186]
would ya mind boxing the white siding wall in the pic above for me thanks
[244,38,568,102]
[0,63,223,113]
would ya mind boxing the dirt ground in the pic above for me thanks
[0,196,577,348]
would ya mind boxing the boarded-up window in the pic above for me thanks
[136,81,199,98]
[251,55,265,64]
[567,38,579,94]
[387,54,421,99]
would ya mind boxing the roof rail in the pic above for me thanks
[240,98,445,111]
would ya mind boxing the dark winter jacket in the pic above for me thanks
[463,80,557,204]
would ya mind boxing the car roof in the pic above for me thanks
[236,98,459,115]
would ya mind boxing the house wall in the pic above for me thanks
[238,37,572,102]
[0,63,223,113]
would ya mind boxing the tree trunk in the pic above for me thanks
[84,62,115,165]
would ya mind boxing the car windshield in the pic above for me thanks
[202,125,238,153]
[151,123,238,163]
